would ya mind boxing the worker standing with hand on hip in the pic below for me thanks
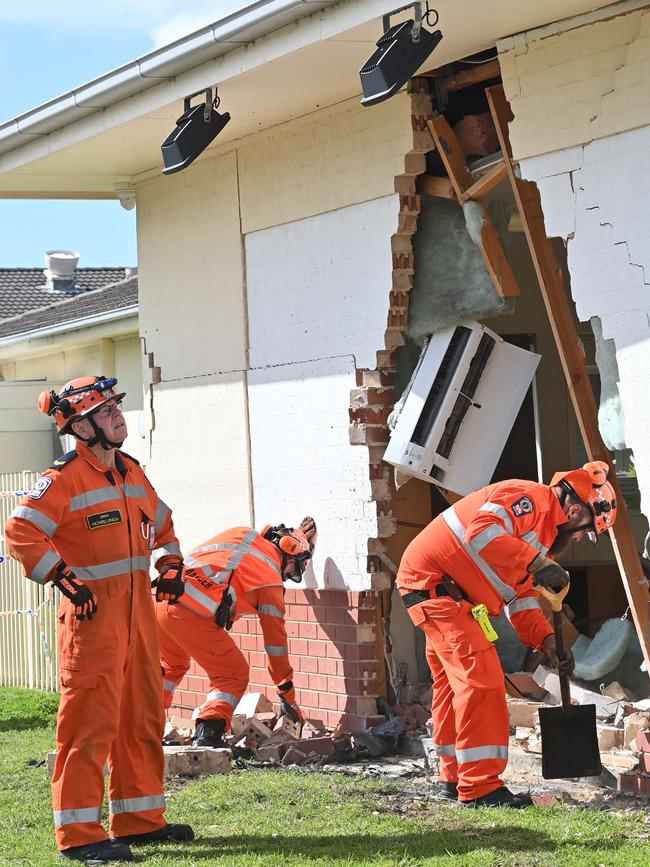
[157,517,317,747]
[4,376,194,865]
[397,463,617,808]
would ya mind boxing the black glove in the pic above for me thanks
[541,635,575,675]
[153,562,185,604]
[533,561,570,591]
[278,693,304,724]
[53,565,97,621]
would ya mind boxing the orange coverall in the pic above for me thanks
[397,480,560,801]
[4,443,182,850]
[157,527,297,724]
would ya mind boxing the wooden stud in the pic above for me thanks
[459,162,507,203]
[486,83,650,669]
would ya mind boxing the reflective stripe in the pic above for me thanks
[54,805,102,826]
[152,542,182,562]
[155,499,170,532]
[469,524,508,555]
[478,502,513,535]
[30,550,60,584]
[456,744,508,764]
[506,597,542,618]
[70,487,121,511]
[181,581,218,615]
[163,679,178,693]
[257,603,284,618]
[432,742,456,757]
[265,644,288,656]
[521,530,549,555]
[70,556,150,581]
[122,484,147,500]
[10,505,58,537]
[245,546,282,577]
[227,530,259,570]
[109,794,166,815]
[205,690,239,708]
[442,507,516,604]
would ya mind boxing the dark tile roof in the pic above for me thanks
[0,267,130,320]
[0,277,138,340]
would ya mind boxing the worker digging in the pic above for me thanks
[396,462,617,807]
[157,517,317,749]
[4,376,194,864]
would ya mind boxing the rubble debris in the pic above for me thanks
[162,720,193,746]
[508,699,548,729]
[602,681,636,702]
[164,746,231,776]
[532,665,620,718]
[623,712,650,748]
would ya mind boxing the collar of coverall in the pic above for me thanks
[75,441,125,475]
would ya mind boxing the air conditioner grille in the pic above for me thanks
[436,333,496,459]
[411,325,471,448]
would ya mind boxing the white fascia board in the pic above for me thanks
[0,306,139,350]
[0,0,344,154]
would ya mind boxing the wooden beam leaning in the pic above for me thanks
[427,115,519,298]
[486,83,650,669]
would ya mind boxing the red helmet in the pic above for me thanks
[263,518,316,583]
[38,376,126,435]
[550,460,617,542]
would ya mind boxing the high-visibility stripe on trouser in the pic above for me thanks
[157,600,248,728]
[415,597,509,802]
[53,578,167,849]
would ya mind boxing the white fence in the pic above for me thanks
[0,470,60,692]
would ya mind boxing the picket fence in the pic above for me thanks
[0,470,60,692]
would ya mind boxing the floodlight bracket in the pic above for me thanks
[183,87,219,123]
[383,2,423,42]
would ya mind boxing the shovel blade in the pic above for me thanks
[538,704,602,780]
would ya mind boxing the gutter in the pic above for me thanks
[0,306,139,348]
[0,0,338,156]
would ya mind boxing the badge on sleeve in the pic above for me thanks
[511,496,534,518]
[27,477,52,500]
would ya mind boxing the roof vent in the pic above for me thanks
[43,250,80,293]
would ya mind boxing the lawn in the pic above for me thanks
[1,687,648,866]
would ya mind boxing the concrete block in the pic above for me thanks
[597,725,624,752]
[601,751,639,771]
[624,712,650,748]
[508,700,547,729]
[163,746,231,776]
[532,666,620,718]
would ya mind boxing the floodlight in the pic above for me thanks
[161,87,231,175]
[360,3,442,107]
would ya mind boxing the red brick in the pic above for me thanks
[319,692,339,711]
[284,621,299,638]
[616,772,637,793]
[641,754,650,774]
[299,622,318,639]
[634,774,650,796]
[326,642,344,659]
[345,643,379,661]
[297,655,319,674]
[298,690,320,709]
[635,730,650,753]
[334,624,357,643]
[292,672,309,689]
[309,674,329,692]
[318,657,342,676]
[325,676,346,694]
[337,694,351,712]
[308,639,328,658]
[288,639,309,656]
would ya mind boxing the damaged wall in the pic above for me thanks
[498,0,650,523]
[136,94,412,583]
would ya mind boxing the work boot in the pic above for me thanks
[459,786,533,809]
[114,823,195,846]
[193,717,227,747]
[438,781,458,801]
[59,838,133,864]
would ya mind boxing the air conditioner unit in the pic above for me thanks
[384,322,540,495]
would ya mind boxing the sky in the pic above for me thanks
[0,1,245,268]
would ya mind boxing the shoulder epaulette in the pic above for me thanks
[49,450,78,470]
[119,450,140,466]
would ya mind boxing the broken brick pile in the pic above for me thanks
[506,667,650,796]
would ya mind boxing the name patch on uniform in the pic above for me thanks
[511,496,534,518]
[86,509,123,530]
[28,477,52,500]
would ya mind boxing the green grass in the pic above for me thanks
[1,687,649,866]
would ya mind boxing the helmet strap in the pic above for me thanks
[72,413,124,451]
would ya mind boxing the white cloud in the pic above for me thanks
[0,1,248,43]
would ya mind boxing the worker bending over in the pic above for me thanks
[4,376,193,864]
[397,463,617,808]
[157,517,316,746]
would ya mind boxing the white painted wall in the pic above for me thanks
[245,195,398,590]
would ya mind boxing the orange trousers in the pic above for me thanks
[53,578,166,850]
[409,597,509,801]
[157,602,249,726]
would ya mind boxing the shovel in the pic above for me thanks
[537,583,602,779]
